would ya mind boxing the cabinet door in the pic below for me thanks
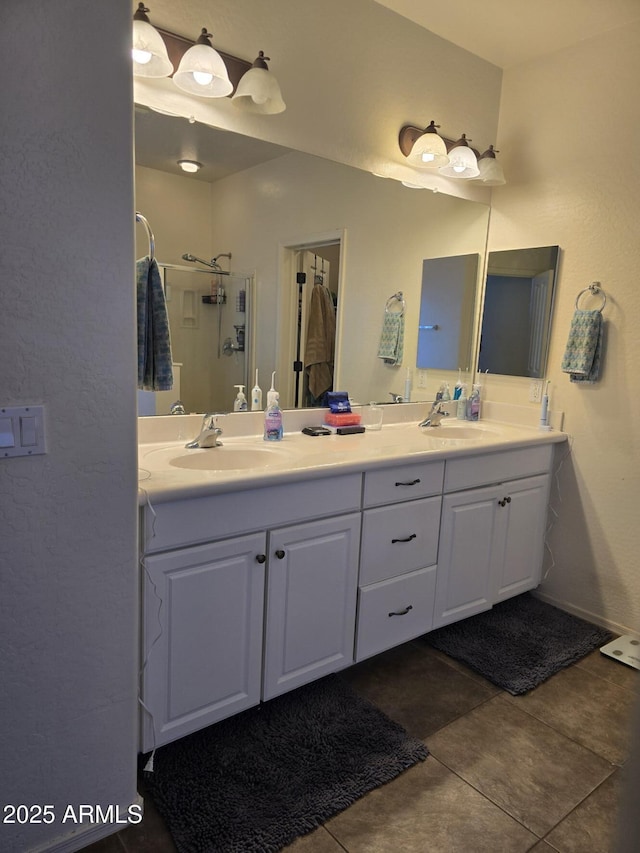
[141,532,266,751]
[263,513,361,700]
[492,474,550,602]
[433,485,499,628]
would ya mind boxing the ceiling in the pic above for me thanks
[373,0,640,68]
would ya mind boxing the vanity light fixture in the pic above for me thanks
[232,51,286,114]
[399,123,505,184]
[177,159,202,173]
[405,121,449,169]
[132,3,174,78]
[173,28,233,98]
[475,146,506,186]
[438,134,480,178]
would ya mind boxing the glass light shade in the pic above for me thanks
[439,139,479,178]
[477,155,506,186]
[407,130,449,169]
[173,40,233,98]
[132,19,173,78]
[232,68,286,114]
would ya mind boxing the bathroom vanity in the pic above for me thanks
[138,408,565,751]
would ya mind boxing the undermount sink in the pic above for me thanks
[421,424,498,440]
[144,444,291,472]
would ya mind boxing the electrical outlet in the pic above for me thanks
[417,370,428,389]
[529,380,543,403]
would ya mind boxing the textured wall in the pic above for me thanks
[487,23,640,633]
[0,2,138,851]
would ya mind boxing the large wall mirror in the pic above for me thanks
[134,106,490,414]
[478,245,560,378]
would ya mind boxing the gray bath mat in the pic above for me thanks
[425,593,613,695]
[143,674,428,853]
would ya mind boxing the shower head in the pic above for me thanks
[181,253,221,269]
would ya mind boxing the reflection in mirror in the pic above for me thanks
[134,106,490,413]
[416,254,480,372]
[478,246,559,378]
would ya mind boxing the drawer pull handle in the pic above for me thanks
[275,549,286,559]
[255,554,266,564]
[389,605,413,617]
[498,496,512,507]
[391,534,417,544]
[395,478,421,487]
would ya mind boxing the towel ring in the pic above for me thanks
[385,291,405,315]
[575,282,606,312]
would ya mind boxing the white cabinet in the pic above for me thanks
[263,513,361,700]
[433,473,550,629]
[355,461,444,662]
[140,474,363,749]
[140,533,266,751]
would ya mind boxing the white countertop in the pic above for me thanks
[138,404,567,504]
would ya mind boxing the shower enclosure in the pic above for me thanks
[139,260,253,416]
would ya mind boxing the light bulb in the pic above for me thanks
[193,71,213,86]
[132,48,152,65]
[421,152,435,163]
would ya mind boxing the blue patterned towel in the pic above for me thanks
[561,309,603,383]
[377,311,404,365]
[136,256,174,391]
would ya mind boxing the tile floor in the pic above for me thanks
[82,638,638,853]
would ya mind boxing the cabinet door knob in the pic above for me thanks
[255,554,266,563]
[391,533,417,544]
[498,495,512,507]
[395,478,421,487]
[275,549,286,559]
[388,605,413,617]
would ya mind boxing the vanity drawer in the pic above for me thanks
[356,565,437,662]
[444,445,554,493]
[363,460,444,507]
[360,496,441,585]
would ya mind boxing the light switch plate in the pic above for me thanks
[0,405,46,458]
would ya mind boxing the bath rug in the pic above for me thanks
[425,593,613,695]
[142,674,428,853]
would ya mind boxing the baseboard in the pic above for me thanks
[532,590,638,639]
[27,794,144,853]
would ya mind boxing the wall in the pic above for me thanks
[488,22,640,634]
[0,2,138,852]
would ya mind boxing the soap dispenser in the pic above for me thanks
[233,385,248,412]
[264,372,284,441]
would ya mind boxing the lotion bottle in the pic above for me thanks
[251,369,262,411]
[468,383,481,421]
[456,384,467,419]
[264,372,284,441]
[233,384,247,412]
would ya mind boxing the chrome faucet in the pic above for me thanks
[389,392,405,403]
[185,413,225,448]
[418,401,449,428]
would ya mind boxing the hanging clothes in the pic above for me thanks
[304,281,336,400]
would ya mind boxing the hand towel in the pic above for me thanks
[561,309,603,383]
[377,311,404,365]
[136,256,174,391]
[304,283,336,399]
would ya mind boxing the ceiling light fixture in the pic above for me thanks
[232,51,286,114]
[173,28,233,98]
[177,159,202,173]
[132,3,174,78]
